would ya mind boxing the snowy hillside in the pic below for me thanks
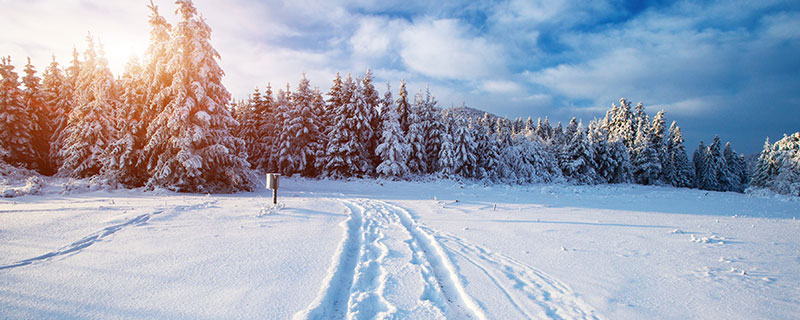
[1,178,798,319]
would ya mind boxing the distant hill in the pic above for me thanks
[441,106,500,122]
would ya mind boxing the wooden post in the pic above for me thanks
[266,173,280,205]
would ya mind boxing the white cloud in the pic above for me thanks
[398,18,506,80]
[481,79,524,94]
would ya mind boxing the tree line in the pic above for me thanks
[3,0,791,194]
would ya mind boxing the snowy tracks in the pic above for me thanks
[296,199,485,320]
[0,200,217,271]
[432,228,599,319]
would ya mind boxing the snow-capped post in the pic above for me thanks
[266,173,280,204]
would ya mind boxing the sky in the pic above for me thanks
[1,0,799,154]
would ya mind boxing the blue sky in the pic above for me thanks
[2,0,799,154]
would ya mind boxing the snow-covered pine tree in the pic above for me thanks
[723,142,747,192]
[588,120,613,183]
[324,74,367,178]
[359,69,381,174]
[511,132,562,184]
[375,83,410,179]
[650,110,667,183]
[560,120,597,184]
[66,47,81,90]
[285,75,321,176]
[310,86,328,174]
[236,87,263,169]
[633,101,648,138]
[770,132,800,196]
[437,113,457,178]
[102,57,148,186]
[665,121,694,188]
[141,0,172,123]
[692,141,706,188]
[396,79,411,135]
[471,116,498,181]
[523,117,534,136]
[406,90,427,175]
[750,138,773,188]
[271,86,290,173]
[696,136,730,191]
[22,57,54,174]
[492,118,516,182]
[420,86,442,174]
[631,116,661,185]
[0,57,35,168]
[552,121,564,147]
[42,55,73,170]
[59,38,119,178]
[258,84,278,172]
[318,73,344,174]
[535,116,551,142]
[606,98,635,150]
[143,0,251,192]
[452,116,478,179]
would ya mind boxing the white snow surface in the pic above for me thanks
[1,177,799,319]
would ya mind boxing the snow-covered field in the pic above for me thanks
[1,178,799,319]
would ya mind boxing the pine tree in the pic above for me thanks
[606,98,635,150]
[452,116,477,179]
[310,86,328,174]
[697,136,730,192]
[650,110,667,183]
[631,116,661,185]
[723,142,747,192]
[407,90,427,175]
[0,56,35,168]
[273,86,291,173]
[59,37,119,178]
[770,132,800,196]
[66,47,81,90]
[588,120,613,183]
[102,57,148,186]
[236,87,263,169]
[375,83,410,179]
[143,0,251,192]
[560,121,597,184]
[471,117,498,180]
[665,122,694,188]
[324,74,366,178]
[396,79,411,134]
[142,0,172,122]
[42,55,73,169]
[421,86,442,174]
[692,141,706,188]
[437,113,457,178]
[282,75,320,176]
[359,69,381,173]
[750,138,773,188]
[22,57,54,174]
[258,84,278,172]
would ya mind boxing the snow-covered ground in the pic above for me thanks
[1,178,799,319]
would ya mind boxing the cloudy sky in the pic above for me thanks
[2,0,799,154]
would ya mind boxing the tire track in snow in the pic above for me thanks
[294,200,364,319]
[377,200,487,320]
[434,230,600,319]
[296,199,484,319]
[0,200,217,271]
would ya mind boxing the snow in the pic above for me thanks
[1,177,799,319]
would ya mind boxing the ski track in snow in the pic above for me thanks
[0,200,217,271]
[298,198,600,319]
[296,198,485,320]
[428,227,600,319]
